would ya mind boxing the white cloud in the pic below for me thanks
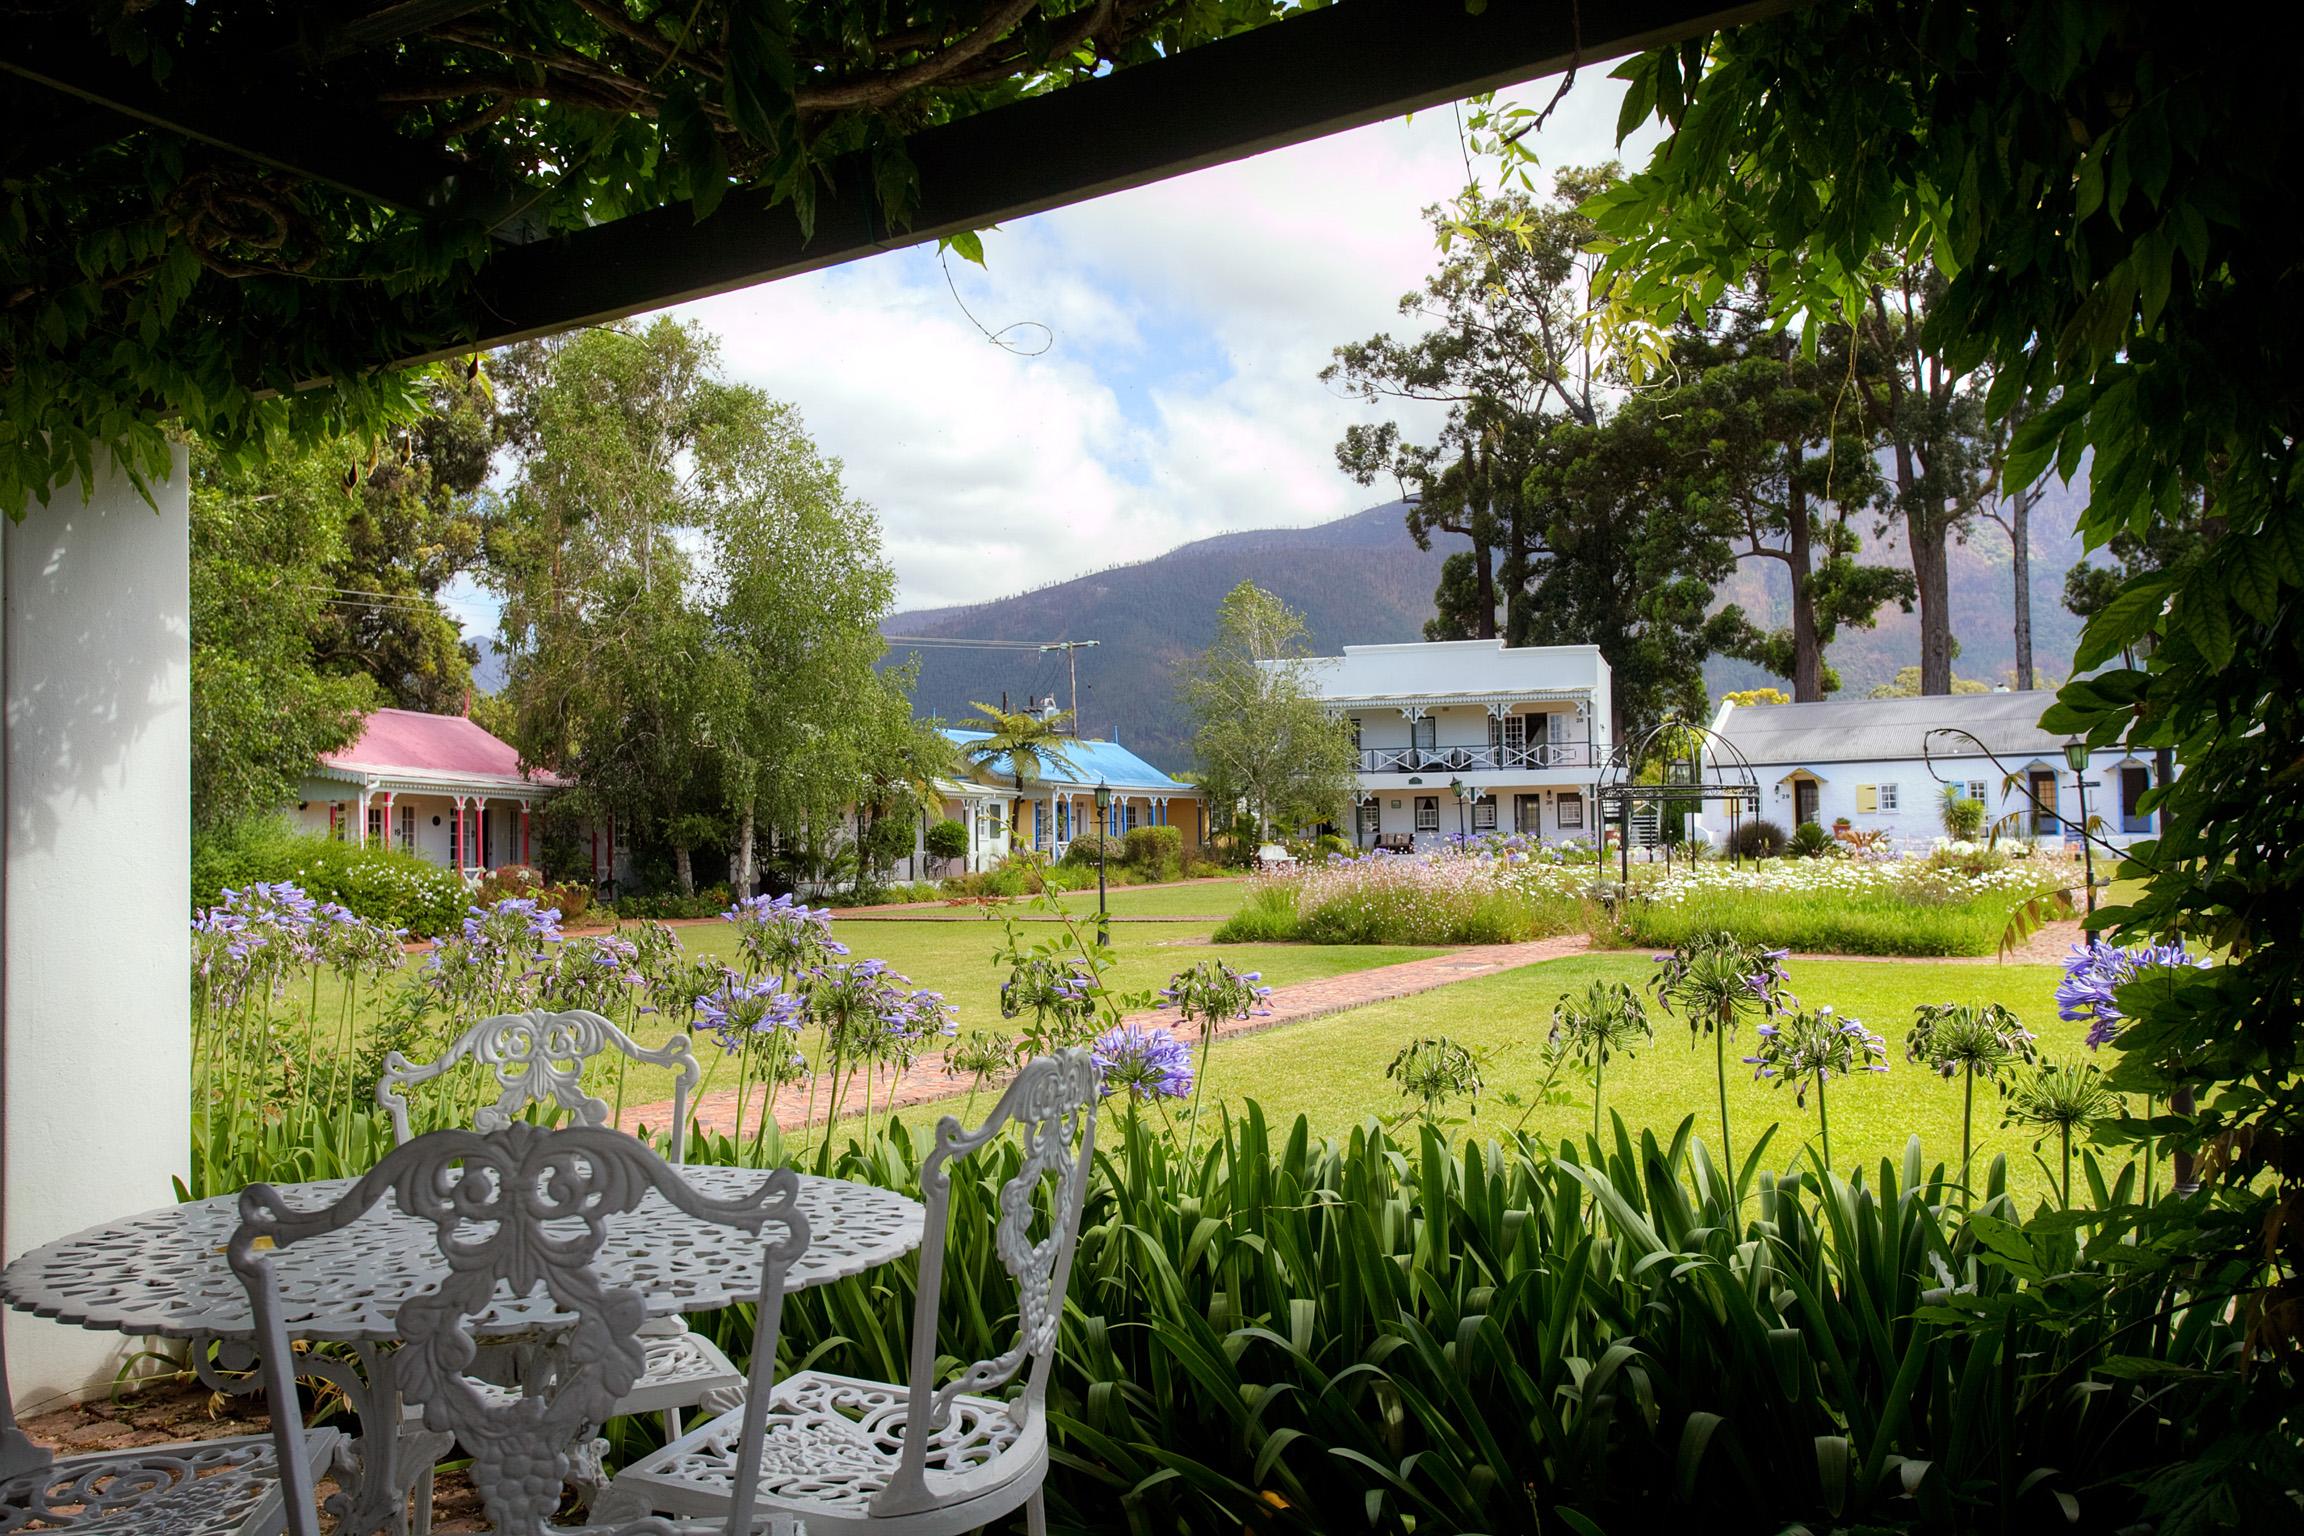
[654,76,1649,614]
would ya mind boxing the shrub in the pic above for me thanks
[476,864,541,903]
[1939,783,1989,840]
[614,885,733,920]
[838,880,944,907]
[943,855,1092,900]
[1214,881,1302,941]
[192,819,465,937]
[1061,833,1125,867]
[476,864,596,924]
[1789,820,1836,857]
[1728,818,1788,859]
[1122,824,1183,878]
[1923,839,2010,878]
[923,819,969,868]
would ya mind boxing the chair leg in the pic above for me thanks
[663,1406,682,1445]
[413,1465,435,1536]
[1026,1486,1048,1536]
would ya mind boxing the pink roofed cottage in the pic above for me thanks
[296,709,613,883]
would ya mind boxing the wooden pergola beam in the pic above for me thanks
[0,6,521,228]
[431,0,1789,362]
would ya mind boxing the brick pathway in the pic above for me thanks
[627,932,1593,1138]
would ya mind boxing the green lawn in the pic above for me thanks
[1044,878,1254,919]
[346,910,1439,1120]
[824,952,2127,1207]
[646,913,1427,1037]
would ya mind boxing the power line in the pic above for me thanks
[882,634,1086,651]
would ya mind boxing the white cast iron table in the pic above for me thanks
[3,1167,924,1534]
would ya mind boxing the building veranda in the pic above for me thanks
[1295,640,1613,849]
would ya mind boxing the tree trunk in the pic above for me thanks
[732,799,756,896]
[673,843,695,895]
[2010,483,2037,690]
[1473,539,1497,640]
[1871,282,1955,696]
[1785,465,1825,701]
[1910,513,1954,694]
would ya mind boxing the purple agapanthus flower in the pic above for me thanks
[2057,938,2208,1049]
[697,976,803,1055]
[1092,1023,1194,1102]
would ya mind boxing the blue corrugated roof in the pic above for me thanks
[942,729,1193,792]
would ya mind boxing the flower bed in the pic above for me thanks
[1610,853,2081,956]
[1214,846,1588,946]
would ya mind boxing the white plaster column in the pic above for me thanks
[4,448,192,1411]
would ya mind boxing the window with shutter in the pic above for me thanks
[1856,785,1878,813]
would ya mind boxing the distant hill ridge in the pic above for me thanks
[882,502,1457,768]
[880,487,2091,773]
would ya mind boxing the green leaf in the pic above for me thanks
[1675,1412,1723,1502]
[2072,577,2173,670]
[2173,586,2235,668]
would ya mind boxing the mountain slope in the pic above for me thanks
[884,489,2095,772]
[883,503,1456,768]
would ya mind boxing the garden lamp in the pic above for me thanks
[2062,738,2097,915]
[1450,775,1469,840]
[1093,780,1112,923]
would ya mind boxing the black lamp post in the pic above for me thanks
[1092,780,1112,923]
[1450,775,1469,841]
[2063,738,2097,914]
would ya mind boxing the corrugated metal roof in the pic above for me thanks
[1715,691,2067,765]
[942,730,1193,791]
[321,708,563,786]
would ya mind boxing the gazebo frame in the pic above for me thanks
[1595,718,1763,884]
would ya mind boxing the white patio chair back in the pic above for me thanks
[227,1123,807,1536]
[873,1047,1099,1518]
[377,1007,700,1161]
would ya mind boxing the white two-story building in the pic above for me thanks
[1294,639,1614,849]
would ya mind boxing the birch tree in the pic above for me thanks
[1184,583,1355,840]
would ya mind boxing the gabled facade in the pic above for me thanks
[1709,690,2171,850]
[888,729,1204,877]
[1293,640,1615,849]
[292,708,620,882]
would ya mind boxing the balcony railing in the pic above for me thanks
[1357,743,1601,774]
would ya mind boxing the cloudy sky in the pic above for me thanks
[445,73,1647,631]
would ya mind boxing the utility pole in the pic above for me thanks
[1038,640,1099,734]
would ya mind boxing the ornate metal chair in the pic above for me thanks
[378,1008,745,1440]
[227,1121,808,1536]
[0,1347,338,1535]
[599,1049,1099,1536]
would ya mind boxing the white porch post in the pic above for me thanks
[4,449,193,1411]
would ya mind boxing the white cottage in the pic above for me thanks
[1291,639,1615,849]
[1709,689,2170,850]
